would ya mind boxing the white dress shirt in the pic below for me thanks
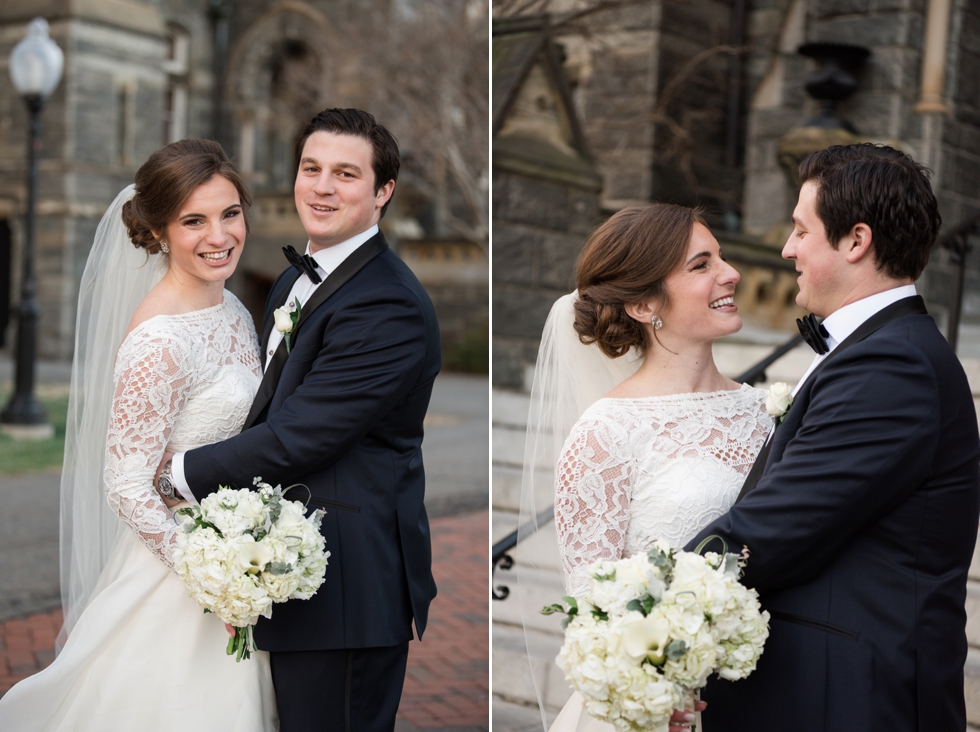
[792,284,918,396]
[171,225,380,503]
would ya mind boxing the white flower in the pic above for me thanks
[621,614,670,664]
[547,541,769,729]
[766,382,793,422]
[273,303,296,334]
[236,538,274,574]
[173,481,330,647]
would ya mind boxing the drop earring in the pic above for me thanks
[650,315,663,330]
[159,241,169,254]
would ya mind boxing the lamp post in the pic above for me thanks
[0,18,64,440]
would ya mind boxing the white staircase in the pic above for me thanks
[492,339,980,729]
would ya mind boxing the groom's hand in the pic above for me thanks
[668,701,706,731]
[154,452,180,507]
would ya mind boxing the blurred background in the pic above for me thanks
[0,2,489,729]
[490,0,980,729]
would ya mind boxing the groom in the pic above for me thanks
[688,143,980,731]
[157,108,440,731]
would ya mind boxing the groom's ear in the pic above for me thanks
[375,179,395,209]
[842,222,874,264]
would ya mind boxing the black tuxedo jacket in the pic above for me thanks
[687,297,980,731]
[183,232,441,652]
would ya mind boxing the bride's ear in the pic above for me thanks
[624,299,660,325]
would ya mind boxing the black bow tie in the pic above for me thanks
[283,245,322,284]
[797,313,830,355]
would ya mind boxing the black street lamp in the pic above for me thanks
[1,18,64,440]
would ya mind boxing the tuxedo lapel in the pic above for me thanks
[735,295,929,503]
[243,233,389,430]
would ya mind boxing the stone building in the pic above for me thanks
[0,0,488,361]
[493,0,980,342]
[492,1,980,726]
[492,16,602,390]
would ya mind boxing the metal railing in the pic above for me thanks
[491,215,980,600]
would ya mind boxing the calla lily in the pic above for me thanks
[237,541,274,573]
[621,615,670,665]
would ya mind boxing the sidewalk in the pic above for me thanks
[0,510,489,730]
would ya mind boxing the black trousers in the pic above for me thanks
[270,643,410,732]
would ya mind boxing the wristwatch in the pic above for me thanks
[158,459,177,500]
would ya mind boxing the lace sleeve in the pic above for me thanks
[103,328,193,569]
[554,414,634,599]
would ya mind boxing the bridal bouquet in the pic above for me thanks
[542,539,769,732]
[173,478,331,660]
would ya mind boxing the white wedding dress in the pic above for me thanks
[0,292,278,731]
[549,384,771,732]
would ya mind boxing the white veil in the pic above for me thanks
[516,291,642,728]
[57,184,167,650]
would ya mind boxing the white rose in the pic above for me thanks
[274,304,295,334]
[766,382,793,419]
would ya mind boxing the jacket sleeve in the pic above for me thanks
[182,282,432,497]
[686,330,941,592]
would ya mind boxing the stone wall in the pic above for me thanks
[552,0,740,217]
[492,168,600,390]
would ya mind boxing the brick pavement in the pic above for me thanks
[397,510,489,731]
[0,510,489,731]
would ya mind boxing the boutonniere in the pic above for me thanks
[273,297,302,354]
[765,382,793,425]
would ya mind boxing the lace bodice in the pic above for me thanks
[555,384,771,598]
[104,291,261,569]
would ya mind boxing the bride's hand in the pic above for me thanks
[225,623,235,637]
[668,701,706,731]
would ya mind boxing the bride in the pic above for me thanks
[522,204,772,731]
[0,140,277,730]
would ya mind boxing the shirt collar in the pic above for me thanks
[304,224,379,278]
[821,284,918,350]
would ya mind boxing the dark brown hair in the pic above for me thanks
[574,204,704,358]
[798,143,941,280]
[295,108,400,218]
[122,139,251,254]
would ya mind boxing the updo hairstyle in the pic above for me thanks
[574,204,704,358]
[121,138,251,255]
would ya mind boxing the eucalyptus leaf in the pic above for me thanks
[665,639,688,660]
[267,562,293,576]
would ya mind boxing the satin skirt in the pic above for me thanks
[0,527,277,731]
